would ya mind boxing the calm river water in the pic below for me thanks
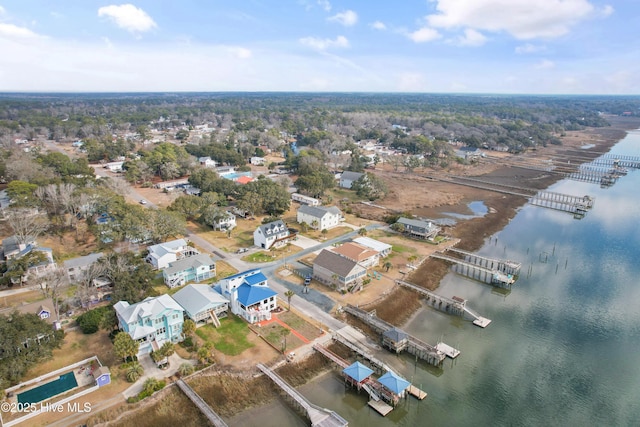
[230,130,640,427]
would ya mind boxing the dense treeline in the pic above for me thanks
[2,93,639,154]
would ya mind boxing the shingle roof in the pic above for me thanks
[63,252,103,270]
[340,171,364,182]
[236,283,277,306]
[378,371,411,394]
[172,284,228,317]
[163,254,215,276]
[257,220,288,237]
[397,217,435,230]
[332,242,379,262]
[298,205,342,219]
[382,327,408,342]
[147,239,188,257]
[313,249,363,277]
[343,361,373,382]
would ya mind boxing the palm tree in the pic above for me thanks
[143,378,159,395]
[182,319,196,338]
[383,261,393,272]
[284,290,295,310]
[281,328,291,353]
[178,362,194,377]
[126,362,144,383]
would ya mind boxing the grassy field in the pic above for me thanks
[259,322,304,353]
[187,219,256,253]
[278,311,323,341]
[0,290,46,309]
[195,316,255,356]
[299,225,353,241]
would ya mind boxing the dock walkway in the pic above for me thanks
[176,379,228,427]
[257,364,348,427]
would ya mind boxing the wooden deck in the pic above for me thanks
[176,379,228,427]
[368,399,393,416]
[408,385,428,400]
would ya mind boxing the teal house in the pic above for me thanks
[163,253,216,288]
[114,294,184,354]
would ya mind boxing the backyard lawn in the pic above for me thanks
[195,316,255,356]
[278,311,323,341]
[258,322,304,353]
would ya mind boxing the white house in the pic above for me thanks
[250,156,266,166]
[103,161,124,172]
[297,205,343,230]
[211,211,237,231]
[253,220,292,250]
[146,238,199,270]
[353,237,392,258]
[331,242,380,269]
[198,156,217,168]
[162,253,216,288]
[218,269,277,324]
[339,171,364,189]
[291,193,320,206]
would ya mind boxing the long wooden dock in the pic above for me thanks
[430,252,516,288]
[395,279,492,327]
[343,305,447,367]
[176,379,229,427]
[257,364,348,427]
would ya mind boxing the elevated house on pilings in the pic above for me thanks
[342,361,374,391]
[377,371,411,406]
[381,328,409,353]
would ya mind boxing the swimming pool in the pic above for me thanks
[17,372,78,405]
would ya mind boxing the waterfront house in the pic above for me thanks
[339,171,364,189]
[162,253,216,288]
[312,249,367,292]
[253,220,293,250]
[63,252,103,283]
[331,242,380,268]
[297,205,342,230]
[219,269,277,324]
[146,238,199,270]
[396,217,441,240]
[172,284,228,327]
[113,295,184,355]
[353,237,392,258]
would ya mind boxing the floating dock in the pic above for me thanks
[368,399,393,416]
[435,342,461,359]
[408,385,428,400]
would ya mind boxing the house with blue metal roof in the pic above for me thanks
[378,371,411,404]
[343,361,374,386]
[219,269,277,324]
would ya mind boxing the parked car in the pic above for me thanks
[304,276,311,285]
[236,248,249,254]
[139,199,147,205]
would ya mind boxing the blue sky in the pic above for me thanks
[0,1,637,93]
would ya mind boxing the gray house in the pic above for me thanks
[297,205,343,230]
[172,284,228,327]
[312,249,367,291]
[63,252,104,283]
[396,217,441,240]
[339,171,364,189]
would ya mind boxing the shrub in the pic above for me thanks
[76,306,110,334]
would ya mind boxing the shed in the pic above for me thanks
[378,371,410,397]
[382,327,409,353]
[93,366,111,387]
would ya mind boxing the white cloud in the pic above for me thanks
[408,27,441,43]
[228,46,252,59]
[317,0,332,12]
[426,0,596,39]
[535,59,555,69]
[371,21,386,30]
[600,5,614,17]
[457,28,487,46]
[328,10,358,27]
[0,23,42,39]
[299,35,349,50]
[515,43,546,54]
[98,4,157,33]
[0,6,6,15]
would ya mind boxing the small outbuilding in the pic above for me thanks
[93,366,111,387]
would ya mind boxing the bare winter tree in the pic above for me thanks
[6,208,49,245]
[36,267,68,320]
[75,261,108,308]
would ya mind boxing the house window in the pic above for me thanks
[270,296,274,302]
[155,318,161,324]
[173,314,179,320]
[156,327,166,335]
